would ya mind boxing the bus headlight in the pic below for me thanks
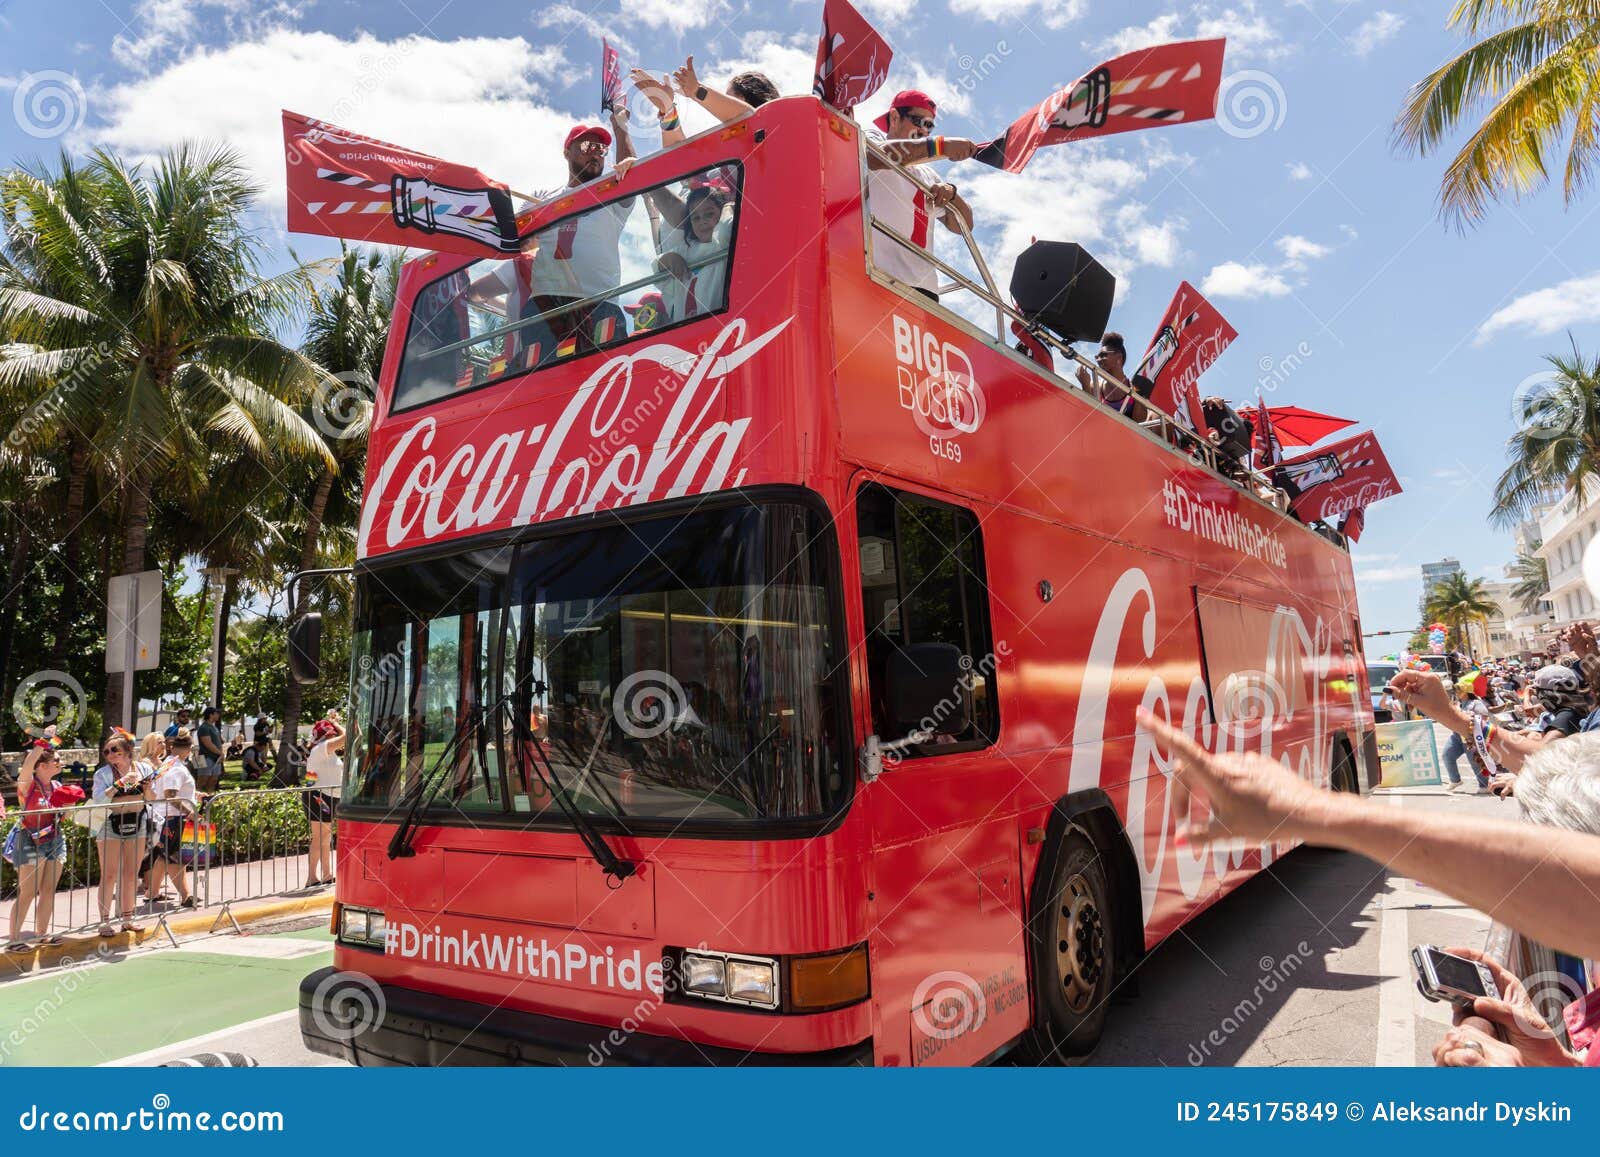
[339,905,387,948]
[679,949,779,1009]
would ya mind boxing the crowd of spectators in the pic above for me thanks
[3,709,342,948]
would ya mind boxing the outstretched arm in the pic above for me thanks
[1139,708,1600,961]
[672,56,751,125]
[631,69,685,147]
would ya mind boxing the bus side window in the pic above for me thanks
[856,483,999,753]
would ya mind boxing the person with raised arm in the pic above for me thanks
[1135,707,1600,963]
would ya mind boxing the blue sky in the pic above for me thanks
[4,0,1597,658]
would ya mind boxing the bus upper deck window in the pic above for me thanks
[391,162,743,413]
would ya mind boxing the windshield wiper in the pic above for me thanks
[504,699,636,886]
[387,704,486,859]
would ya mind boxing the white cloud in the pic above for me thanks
[617,0,730,36]
[1276,234,1330,266]
[110,0,303,72]
[949,0,1087,32]
[1286,160,1313,181]
[961,142,1189,304]
[83,29,578,207]
[1201,261,1291,299]
[1351,11,1404,57]
[1356,562,1421,585]
[534,4,636,57]
[1476,271,1600,344]
[1097,2,1287,63]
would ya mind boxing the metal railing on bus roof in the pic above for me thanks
[858,137,1330,539]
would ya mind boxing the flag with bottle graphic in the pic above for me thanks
[1276,430,1402,523]
[974,39,1226,173]
[1133,281,1236,437]
[284,110,522,257]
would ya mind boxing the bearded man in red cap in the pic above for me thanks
[866,90,980,303]
[514,107,640,364]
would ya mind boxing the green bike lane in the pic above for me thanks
[0,927,332,1067]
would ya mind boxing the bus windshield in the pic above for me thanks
[392,161,743,412]
[343,500,848,829]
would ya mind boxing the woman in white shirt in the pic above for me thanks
[148,730,198,909]
[92,732,156,936]
[303,718,345,888]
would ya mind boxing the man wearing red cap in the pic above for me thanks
[866,90,980,302]
[517,108,640,363]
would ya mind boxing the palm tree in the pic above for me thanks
[1510,551,1552,614]
[1396,2,1600,226]
[277,244,396,773]
[0,145,335,729]
[1425,573,1500,657]
[1490,339,1600,527]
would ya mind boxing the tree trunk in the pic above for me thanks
[0,514,33,722]
[277,466,336,784]
[213,569,237,710]
[104,475,152,734]
[51,440,89,670]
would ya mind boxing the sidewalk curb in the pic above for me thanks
[1,894,335,978]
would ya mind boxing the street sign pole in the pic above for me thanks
[120,578,137,731]
[106,569,163,732]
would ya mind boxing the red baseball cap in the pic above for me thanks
[564,124,613,150]
[873,89,938,132]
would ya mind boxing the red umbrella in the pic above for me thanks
[1236,405,1356,448]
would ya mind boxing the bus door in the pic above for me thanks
[852,479,1031,1066]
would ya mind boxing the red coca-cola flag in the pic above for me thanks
[283,110,521,258]
[1278,430,1402,523]
[1132,281,1236,438]
[812,0,893,112]
[975,39,1226,173]
[601,39,625,114]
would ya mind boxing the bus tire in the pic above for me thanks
[1017,829,1115,1064]
[1330,736,1357,794]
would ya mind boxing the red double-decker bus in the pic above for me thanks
[297,96,1375,1067]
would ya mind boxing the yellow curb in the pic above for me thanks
[0,894,335,978]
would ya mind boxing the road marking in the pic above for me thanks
[176,937,329,960]
[98,1009,300,1067]
[1373,792,1418,1066]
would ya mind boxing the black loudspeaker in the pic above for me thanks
[1009,241,1116,344]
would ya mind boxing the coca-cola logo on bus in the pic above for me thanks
[359,316,792,556]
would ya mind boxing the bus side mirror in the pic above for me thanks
[288,613,323,685]
[885,643,970,739]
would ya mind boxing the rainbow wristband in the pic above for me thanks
[660,108,681,132]
[933,136,946,158]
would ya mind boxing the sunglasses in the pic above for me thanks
[896,110,935,130]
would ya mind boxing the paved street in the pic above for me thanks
[0,767,1508,1069]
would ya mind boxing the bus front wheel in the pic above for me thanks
[1017,830,1115,1064]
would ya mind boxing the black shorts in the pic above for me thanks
[302,790,334,824]
[153,815,185,862]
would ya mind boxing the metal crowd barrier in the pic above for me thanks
[1,785,336,951]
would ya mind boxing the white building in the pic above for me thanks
[1537,489,1600,629]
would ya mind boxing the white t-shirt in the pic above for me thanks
[661,215,733,321]
[306,739,344,799]
[529,190,638,300]
[866,129,941,293]
[151,757,195,825]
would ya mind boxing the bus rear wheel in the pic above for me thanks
[1017,830,1115,1064]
